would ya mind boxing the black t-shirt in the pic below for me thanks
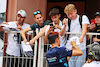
[89,24,100,43]
[30,20,51,36]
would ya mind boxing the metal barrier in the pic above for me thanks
[1,29,100,67]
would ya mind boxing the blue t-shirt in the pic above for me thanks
[46,47,72,67]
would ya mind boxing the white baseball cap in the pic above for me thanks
[17,10,26,17]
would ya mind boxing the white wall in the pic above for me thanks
[0,0,7,13]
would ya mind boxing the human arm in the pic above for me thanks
[44,28,50,44]
[0,25,4,31]
[85,58,92,64]
[71,41,83,56]
[93,37,100,42]
[20,27,32,44]
[54,24,61,30]
[0,21,9,31]
[44,25,55,44]
[89,23,95,30]
[29,25,47,45]
[60,18,67,36]
[79,24,88,43]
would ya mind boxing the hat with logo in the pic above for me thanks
[17,10,26,17]
[87,43,100,60]
[94,11,100,17]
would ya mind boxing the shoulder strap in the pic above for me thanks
[79,15,82,28]
[68,18,71,32]
[67,18,71,40]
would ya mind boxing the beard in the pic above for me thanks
[18,19,24,25]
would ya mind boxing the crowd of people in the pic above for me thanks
[0,3,100,67]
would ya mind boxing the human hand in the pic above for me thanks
[79,36,83,43]
[29,39,35,45]
[71,41,76,46]
[93,37,100,42]
[2,21,9,25]
[16,23,22,30]
[89,23,95,30]
[62,18,67,26]
[54,25,61,30]
[23,39,27,44]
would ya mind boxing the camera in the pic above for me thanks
[49,23,53,26]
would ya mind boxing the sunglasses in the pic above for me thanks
[33,11,41,15]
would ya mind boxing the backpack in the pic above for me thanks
[67,15,83,40]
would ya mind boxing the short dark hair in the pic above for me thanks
[47,32,59,44]
[49,8,60,17]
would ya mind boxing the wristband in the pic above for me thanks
[72,44,76,47]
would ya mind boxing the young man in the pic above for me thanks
[46,32,83,67]
[82,43,100,67]
[60,4,90,67]
[20,10,51,44]
[0,10,30,67]
[28,8,66,47]
[44,8,66,47]
[89,11,100,44]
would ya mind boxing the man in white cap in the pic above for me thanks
[0,10,30,67]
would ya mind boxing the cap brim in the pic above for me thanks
[86,44,94,49]
[94,14,100,17]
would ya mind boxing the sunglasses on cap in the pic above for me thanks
[33,11,41,15]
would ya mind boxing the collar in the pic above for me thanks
[53,20,63,27]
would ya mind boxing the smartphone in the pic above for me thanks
[49,23,53,26]
[91,19,95,24]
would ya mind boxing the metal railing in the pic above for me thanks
[1,29,100,67]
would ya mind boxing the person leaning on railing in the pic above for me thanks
[60,4,90,67]
[0,10,30,67]
[20,10,51,44]
[89,11,100,44]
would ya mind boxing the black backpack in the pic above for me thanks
[67,15,83,40]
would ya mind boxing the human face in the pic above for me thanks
[17,14,25,25]
[66,9,77,20]
[95,16,100,25]
[51,14,60,24]
[34,14,43,26]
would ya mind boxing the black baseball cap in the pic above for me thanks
[94,11,100,17]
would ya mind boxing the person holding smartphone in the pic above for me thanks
[89,11,100,44]
[29,8,66,48]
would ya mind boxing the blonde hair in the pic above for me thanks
[64,4,76,13]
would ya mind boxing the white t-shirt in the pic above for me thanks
[3,21,30,56]
[45,20,66,47]
[82,61,100,67]
[62,15,90,50]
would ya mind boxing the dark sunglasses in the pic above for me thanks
[33,11,41,15]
